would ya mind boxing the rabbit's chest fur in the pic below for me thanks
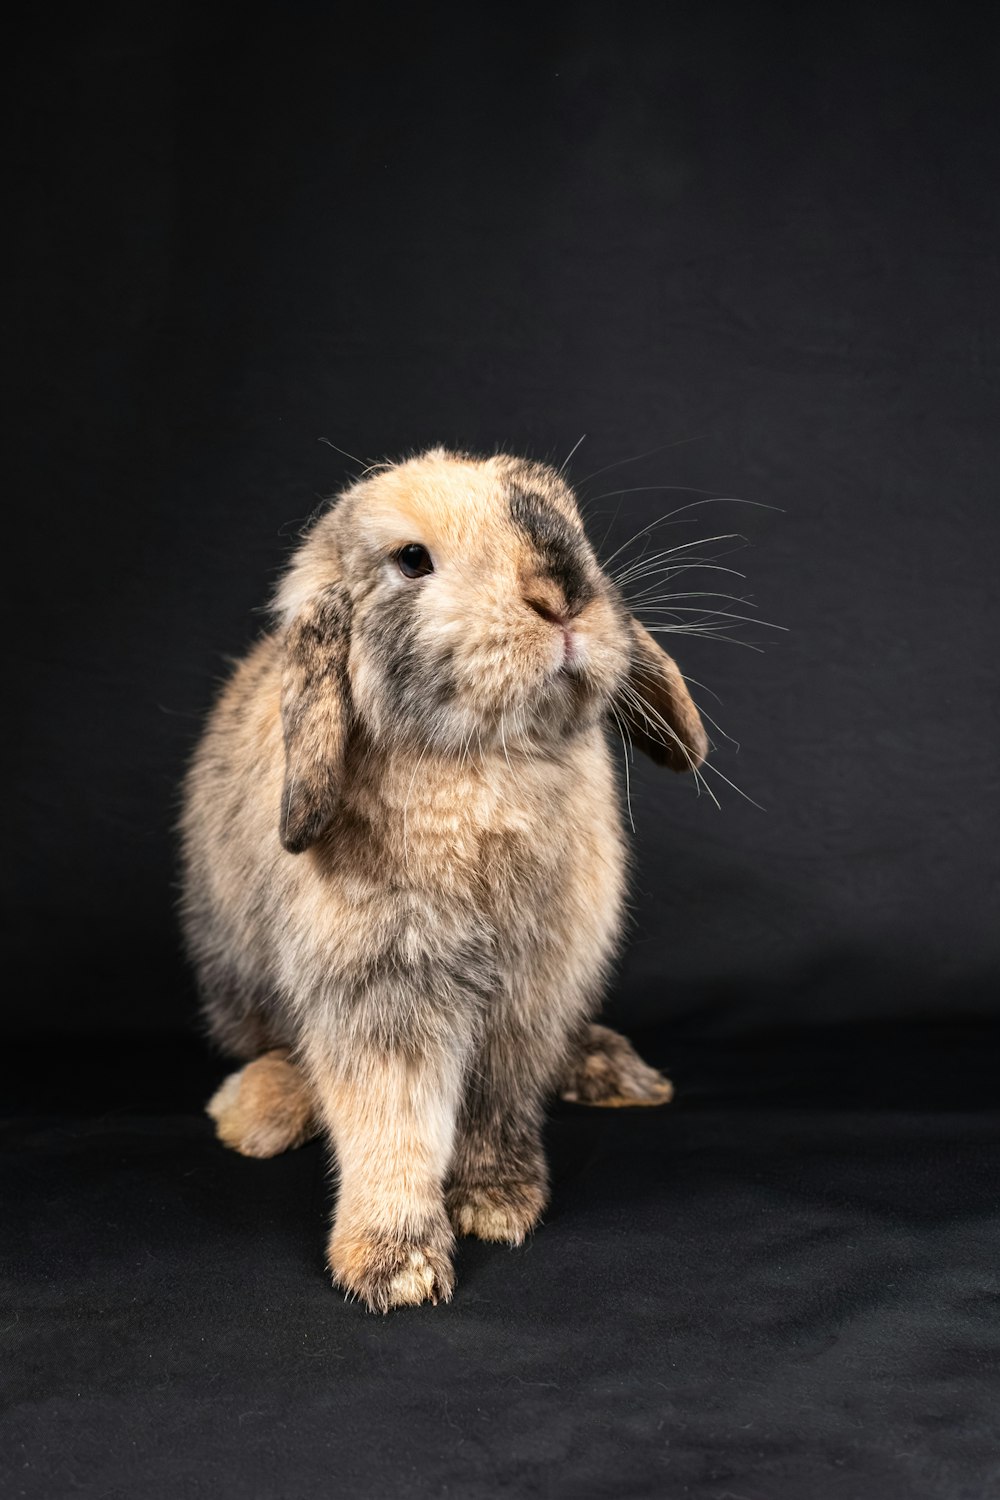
[301,735,627,1019]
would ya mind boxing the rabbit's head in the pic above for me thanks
[275,449,707,852]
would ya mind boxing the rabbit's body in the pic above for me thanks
[180,448,706,1310]
[184,627,625,1058]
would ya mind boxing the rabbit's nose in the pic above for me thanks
[523,580,569,626]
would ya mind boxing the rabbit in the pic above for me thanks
[179,447,707,1312]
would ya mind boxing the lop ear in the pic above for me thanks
[615,619,709,773]
[279,586,352,853]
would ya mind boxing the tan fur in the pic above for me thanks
[206,1050,318,1156]
[180,448,705,1311]
[206,1018,671,1159]
[302,1049,460,1308]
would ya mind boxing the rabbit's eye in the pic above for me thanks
[396,544,434,579]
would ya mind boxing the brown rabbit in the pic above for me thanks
[179,448,707,1311]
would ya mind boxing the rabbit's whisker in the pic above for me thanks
[575,433,708,490]
[616,682,720,809]
[620,678,765,811]
[602,499,772,575]
[607,531,747,576]
[318,436,367,468]
[636,605,786,632]
[607,704,636,833]
[616,558,748,588]
[628,664,739,749]
[629,589,758,610]
[559,433,587,475]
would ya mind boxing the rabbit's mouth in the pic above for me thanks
[560,624,586,674]
[541,621,583,677]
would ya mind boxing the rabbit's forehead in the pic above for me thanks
[359,455,586,569]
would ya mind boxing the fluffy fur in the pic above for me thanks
[180,448,707,1311]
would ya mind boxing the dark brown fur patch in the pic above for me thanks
[507,488,594,613]
[446,1030,552,1246]
[280,586,352,851]
[446,1114,549,1245]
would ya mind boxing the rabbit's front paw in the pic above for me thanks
[447,1174,548,1246]
[328,1221,455,1313]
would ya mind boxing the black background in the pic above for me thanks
[3,5,999,1498]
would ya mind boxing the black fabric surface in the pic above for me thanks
[5,3,1000,1496]
[4,1028,1000,1499]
